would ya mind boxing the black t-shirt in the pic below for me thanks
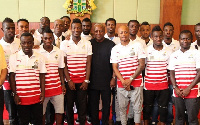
[89,38,115,90]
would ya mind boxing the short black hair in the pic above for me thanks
[40,17,50,23]
[60,16,71,22]
[2,17,14,27]
[71,18,82,27]
[195,23,200,30]
[179,30,193,40]
[196,23,200,26]
[141,21,150,26]
[127,20,140,26]
[20,32,34,41]
[17,19,29,25]
[163,22,174,30]
[43,27,53,35]
[82,18,91,24]
[152,25,163,34]
[105,18,116,26]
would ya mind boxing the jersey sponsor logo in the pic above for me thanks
[32,60,38,69]
[55,54,58,60]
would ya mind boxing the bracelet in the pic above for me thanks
[67,79,71,82]
[112,76,116,79]
[84,80,90,83]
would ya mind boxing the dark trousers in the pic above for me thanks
[4,90,18,125]
[65,83,87,125]
[0,89,4,125]
[143,89,169,123]
[17,103,43,125]
[173,97,200,125]
[89,88,111,125]
[45,102,55,125]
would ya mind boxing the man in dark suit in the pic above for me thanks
[53,19,65,48]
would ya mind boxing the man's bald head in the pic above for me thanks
[118,25,129,34]
[118,25,129,42]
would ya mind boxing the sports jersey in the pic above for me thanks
[191,40,200,50]
[162,38,180,85]
[62,29,72,38]
[33,29,42,45]
[36,45,65,97]
[81,33,92,41]
[140,37,153,48]
[110,41,146,88]
[168,48,200,98]
[9,50,46,105]
[144,45,172,90]
[60,38,92,83]
[104,33,120,45]
[162,38,180,52]
[0,38,20,90]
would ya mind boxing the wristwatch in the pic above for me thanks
[129,76,134,81]
[173,85,177,89]
[84,80,90,83]
[67,79,71,82]
[11,92,16,97]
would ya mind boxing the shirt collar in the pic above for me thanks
[149,44,166,51]
[0,37,19,45]
[68,38,83,44]
[53,33,62,41]
[81,32,91,37]
[162,38,177,46]
[19,49,36,57]
[39,44,57,53]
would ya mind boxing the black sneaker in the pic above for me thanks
[115,121,122,125]
[64,119,67,124]
[87,116,92,124]
[75,118,80,124]
[127,118,134,125]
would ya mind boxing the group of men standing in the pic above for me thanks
[0,15,200,125]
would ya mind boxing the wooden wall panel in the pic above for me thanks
[160,0,183,40]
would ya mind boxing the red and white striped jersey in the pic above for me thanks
[110,41,146,88]
[9,50,46,105]
[0,38,21,90]
[36,45,65,97]
[144,45,172,90]
[60,39,92,83]
[168,49,200,98]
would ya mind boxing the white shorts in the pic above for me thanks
[43,94,64,115]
